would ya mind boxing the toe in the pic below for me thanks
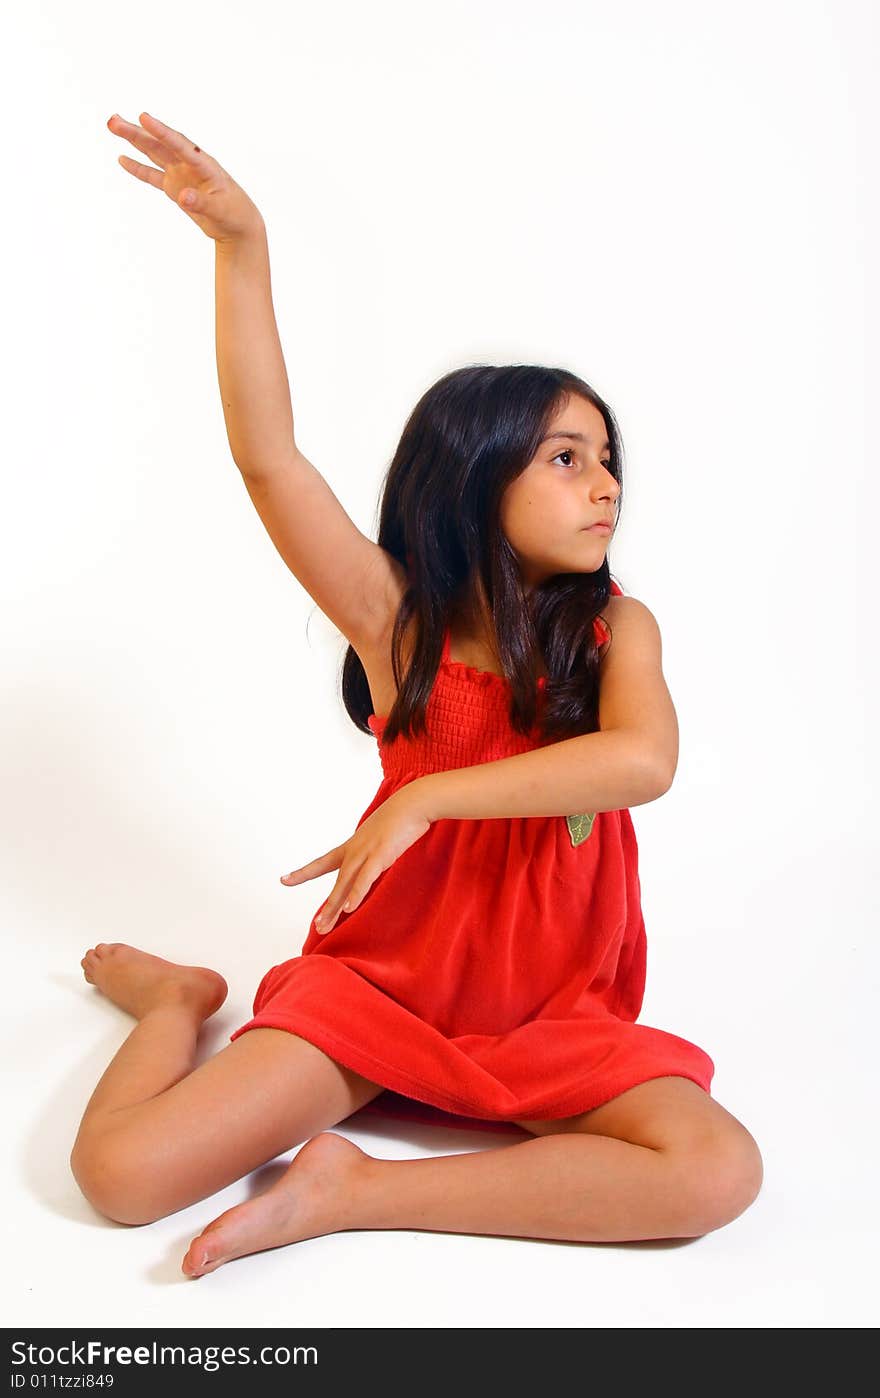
[183,1214,230,1276]
[183,1239,221,1278]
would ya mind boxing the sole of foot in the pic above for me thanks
[181,1132,372,1278]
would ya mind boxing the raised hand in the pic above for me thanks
[106,111,265,244]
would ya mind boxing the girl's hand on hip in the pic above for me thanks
[279,784,434,935]
[106,110,265,245]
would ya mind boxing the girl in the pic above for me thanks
[72,110,763,1279]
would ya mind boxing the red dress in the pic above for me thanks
[230,583,715,1127]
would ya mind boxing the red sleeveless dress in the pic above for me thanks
[230,583,715,1128]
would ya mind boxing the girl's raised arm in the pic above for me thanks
[108,110,401,650]
[215,230,402,647]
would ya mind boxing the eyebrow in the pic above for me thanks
[542,431,611,451]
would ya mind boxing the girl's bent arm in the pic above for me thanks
[215,228,402,645]
[412,730,669,823]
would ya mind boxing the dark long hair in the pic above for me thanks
[340,364,624,745]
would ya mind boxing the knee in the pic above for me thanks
[69,1128,165,1227]
[670,1128,764,1237]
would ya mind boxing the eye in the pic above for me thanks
[552,449,577,468]
[552,449,613,471]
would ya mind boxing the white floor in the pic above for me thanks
[7,868,878,1331]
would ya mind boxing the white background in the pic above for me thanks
[3,0,877,1330]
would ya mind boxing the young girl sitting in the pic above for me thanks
[71,110,763,1279]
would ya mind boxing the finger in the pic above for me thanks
[280,866,315,885]
[116,153,165,191]
[314,870,371,933]
[280,868,308,884]
[280,847,344,884]
[337,879,369,916]
[315,902,344,934]
[314,889,348,934]
[107,113,178,172]
[137,111,211,167]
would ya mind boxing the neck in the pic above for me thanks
[451,580,495,642]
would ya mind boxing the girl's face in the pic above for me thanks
[500,397,620,589]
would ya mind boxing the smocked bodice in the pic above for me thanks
[366,615,610,783]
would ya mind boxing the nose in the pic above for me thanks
[589,462,619,502]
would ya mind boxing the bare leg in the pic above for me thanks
[180,1131,678,1277]
[71,943,386,1224]
[72,947,761,1271]
[73,943,229,1121]
[182,1100,762,1277]
[182,1078,763,1276]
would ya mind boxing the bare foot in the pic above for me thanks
[182,1132,373,1278]
[80,942,228,1022]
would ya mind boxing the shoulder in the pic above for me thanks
[597,594,663,662]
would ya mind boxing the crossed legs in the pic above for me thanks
[70,943,763,1278]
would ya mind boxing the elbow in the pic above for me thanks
[653,752,676,797]
[643,729,678,798]
[636,745,676,803]
[604,731,675,807]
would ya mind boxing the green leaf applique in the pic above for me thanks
[565,812,596,847]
